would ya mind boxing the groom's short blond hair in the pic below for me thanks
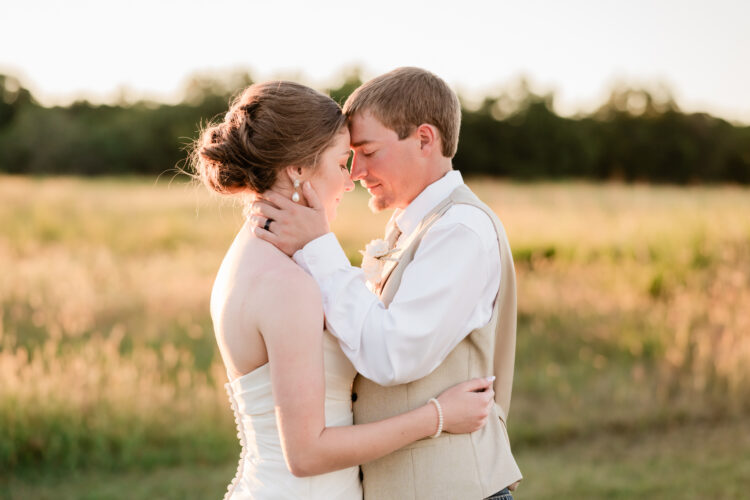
[343,67,461,158]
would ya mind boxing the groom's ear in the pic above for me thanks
[415,124,438,156]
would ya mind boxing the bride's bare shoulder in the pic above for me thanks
[259,253,317,289]
[254,257,323,330]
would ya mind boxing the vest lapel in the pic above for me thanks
[376,226,419,295]
[377,256,399,296]
[376,195,455,297]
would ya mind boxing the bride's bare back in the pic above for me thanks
[211,221,320,380]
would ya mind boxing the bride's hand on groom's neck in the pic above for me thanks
[249,182,330,256]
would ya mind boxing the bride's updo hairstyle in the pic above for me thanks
[193,81,346,194]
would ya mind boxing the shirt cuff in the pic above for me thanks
[292,249,311,274]
[294,232,351,280]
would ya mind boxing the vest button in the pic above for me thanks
[351,392,358,402]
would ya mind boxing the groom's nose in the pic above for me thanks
[350,152,366,181]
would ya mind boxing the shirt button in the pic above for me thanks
[351,392,358,402]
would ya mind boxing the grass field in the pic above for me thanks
[1,175,749,498]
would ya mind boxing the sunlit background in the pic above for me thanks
[3,0,750,123]
[2,2,749,499]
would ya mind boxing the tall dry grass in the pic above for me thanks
[1,175,748,473]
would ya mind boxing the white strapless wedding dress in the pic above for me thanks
[222,331,363,499]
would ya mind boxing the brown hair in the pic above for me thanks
[192,81,346,194]
[342,67,461,158]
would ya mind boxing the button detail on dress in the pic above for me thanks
[351,392,357,402]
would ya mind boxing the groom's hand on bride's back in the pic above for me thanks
[248,181,330,256]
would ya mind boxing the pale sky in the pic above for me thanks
[2,0,749,123]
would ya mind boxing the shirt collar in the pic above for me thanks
[390,170,464,238]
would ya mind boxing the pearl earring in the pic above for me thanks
[292,179,301,203]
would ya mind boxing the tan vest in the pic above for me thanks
[353,185,522,499]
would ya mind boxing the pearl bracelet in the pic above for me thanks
[428,397,443,438]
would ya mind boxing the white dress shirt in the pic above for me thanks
[294,170,501,386]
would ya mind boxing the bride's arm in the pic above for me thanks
[259,268,494,477]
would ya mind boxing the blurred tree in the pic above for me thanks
[181,70,254,107]
[0,74,35,130]
[0,70,748,184]
[327,68,363,106]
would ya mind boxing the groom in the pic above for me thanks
[251,67,522,499]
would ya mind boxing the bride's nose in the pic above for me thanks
[344,173,355,192]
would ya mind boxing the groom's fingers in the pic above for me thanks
[248,215,276,233]
[302,181,324,211]
[250,200,282,222]
[247,214,263,228]
[253,225,281,246]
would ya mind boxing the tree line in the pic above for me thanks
[1,72,748,183]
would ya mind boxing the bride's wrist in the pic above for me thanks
[427,398,443,438]
[413,403,435,439]
[417,398,443,438]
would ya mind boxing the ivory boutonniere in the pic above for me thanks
[360,238,400,288]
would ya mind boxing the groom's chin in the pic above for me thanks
[368,195,389,213]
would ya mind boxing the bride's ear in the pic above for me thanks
[283,165,305,184]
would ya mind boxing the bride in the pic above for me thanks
[192,81,495,499]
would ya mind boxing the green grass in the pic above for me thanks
[0,463,238,500]
[513,417,750,499]
[4,418,748,499]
